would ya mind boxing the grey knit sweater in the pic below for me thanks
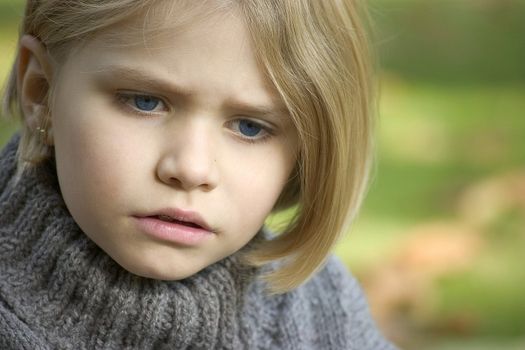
[0,134,397,350]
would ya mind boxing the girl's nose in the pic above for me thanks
[156,127,219,192]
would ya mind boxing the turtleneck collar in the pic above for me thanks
[0,134,258,349]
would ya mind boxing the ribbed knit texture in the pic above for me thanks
[0,134,397,349]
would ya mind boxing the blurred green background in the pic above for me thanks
[1,0,524,349]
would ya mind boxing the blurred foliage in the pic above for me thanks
[371,0,525,85]
[368,81,525,221]
[343,0,525,348]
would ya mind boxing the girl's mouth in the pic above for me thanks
[135,207,213,232]
[154,215,202,229]
[133,209,214,246]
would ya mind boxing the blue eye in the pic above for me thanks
[238,120,262,137]
[134,95,160,111]
[229,119,274,143]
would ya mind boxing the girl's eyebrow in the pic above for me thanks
[94,65,193,98]
[94,65,289,118]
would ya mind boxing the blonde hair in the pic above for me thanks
[3,0,375,293]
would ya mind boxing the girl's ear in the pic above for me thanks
[17,35,55,145]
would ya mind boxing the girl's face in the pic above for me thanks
[47,7,298,279]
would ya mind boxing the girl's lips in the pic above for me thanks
[133,207,215,245]
[137,207,212,229]
[133,216,213,246]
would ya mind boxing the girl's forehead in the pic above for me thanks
[57,1,286,117]
[96,0,238,49]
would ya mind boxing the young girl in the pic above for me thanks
[0,0,397,349]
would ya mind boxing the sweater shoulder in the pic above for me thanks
[302,255,371,321]
[295,255,398,349]
[0,134,20,192]
[311,255,367,307]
